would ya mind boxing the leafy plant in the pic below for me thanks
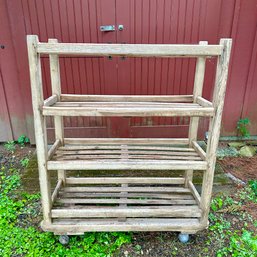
[239,183,257,203]
[237,118,250,138]
[217,229,257,257]
[3,141,16,152]
[20,157,30,168]
[248,180,257,197]
[0,166,132,257]
[211,197,223,212]
[17,134,30,146]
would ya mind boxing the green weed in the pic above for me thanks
[20,157,30,168]
[3,141,16,152]
[249,180,257,196]
[0,166,131,256]
[208,189,257,257]
[17,134,30,146]
[237,118,250,138]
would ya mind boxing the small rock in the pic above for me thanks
[239,145,256,157]
[228,141,245,148]
[124,250,129,256]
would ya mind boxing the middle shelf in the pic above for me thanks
[43,94,214,117]
[47,138,207,171]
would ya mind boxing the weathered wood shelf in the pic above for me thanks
[43,94,214,117]
[47,138,207,171]
[27,36,232,236]
[42,177,204,234]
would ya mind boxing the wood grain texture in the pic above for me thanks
[47,159,207,170]
[201,39,232,225]
[51,206,201,218]
[27,35,52,224]
[49,38,65,183]
[185,41,207,187]
[37,42,223,57]
[41,218,205,234]
[64,138,189,145]
[42,103,214,117]
[65,177,185,184]
[60,94,194,102]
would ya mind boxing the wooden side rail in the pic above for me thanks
[192,141,206,161]
[47,139,61,160]
[51,179,62,203]
[65,177,185,185]
[37,42,223,57]
[60,94,194,102]
[64,137,190,145]
[188,181,201,206]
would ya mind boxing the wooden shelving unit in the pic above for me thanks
[27,36,232,237]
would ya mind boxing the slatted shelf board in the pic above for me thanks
[42,177,205,234]
[47,138,207,171]
[42,94,214,117]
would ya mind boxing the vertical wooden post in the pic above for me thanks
[27,35,52,224]
[185,41,207,187]
[200,39,232,225]
[48,39,66,184]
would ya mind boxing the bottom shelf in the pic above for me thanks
[43,177,206,235]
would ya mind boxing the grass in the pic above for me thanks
[0,165,131,257]
[207,186,257,257]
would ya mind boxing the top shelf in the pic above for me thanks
[42,94,214,117]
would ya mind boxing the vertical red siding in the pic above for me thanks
[1,0,257,141]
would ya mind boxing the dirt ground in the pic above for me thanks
[219,156,257,182]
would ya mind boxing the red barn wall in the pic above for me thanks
[1,0,257,142]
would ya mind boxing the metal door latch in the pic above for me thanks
[100,25,115,32]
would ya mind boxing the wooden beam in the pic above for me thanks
[42,105,214,117]
[196,96,213,107]
[56,198,196,205]
[185,41,208,187]
[60,94,193,102]
[27,35,52,224]
[43,94,58,106]
[51,179,62,203]
[201,39,232,225]
[188,181,201,206]
[49,38,65,183]
[51,206,202,218]
[62,186,191,193]
[47,159,207,171]
[47,139,61,160]
[41,218,205,234]
[37,42,223,57]
[65,177,185,184]
[64,138,190,145]
[192,141,206,161]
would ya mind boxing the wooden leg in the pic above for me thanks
[27,35,52,225]
[184,170,193,187]
[54,116,66,184]
[200,163,215,225]
[36,117,52,224]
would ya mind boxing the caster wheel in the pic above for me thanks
[59,235,70,245]
[178,233,189,243]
